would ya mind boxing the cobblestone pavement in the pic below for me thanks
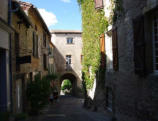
[31,96,111,121]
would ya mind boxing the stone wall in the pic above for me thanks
[104,0,158,120]
[11,1,51,112]
[0,0,12,112]
[0,0,8,22]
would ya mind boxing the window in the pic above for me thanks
[105,30,113,71]
[105,28,118,72]
[15,33,19,55]
[43,54,47,70]
[66,55,71,65]
[153,16,158,72]
[33,32,38,58]
[67,38,73,44]
[100,33,106,68]
[43,32,46,47]
[15,33,20,72]
[94,0,104,9]
[112,28,119,71]
[66,55,72,70]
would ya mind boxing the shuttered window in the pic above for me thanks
[66,55,72,70]
[15,33,20,72]
[33,32,38,58]
[15,33,19,55]
[43,54,47,70]
[36,35,39,57]
[67,38,73,44]
[153,16,158,72]
[112,28,119,71]
[81,55,83,63]
[43,32,46,47]
[33,32,35,57]
[66,55,71,65]
[100,33,106,68]
[133,16,146,76]
[94,0,104,9]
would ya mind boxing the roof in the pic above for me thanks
[12,0,32,28]
[51,30,82,34]
[18,1,51,36]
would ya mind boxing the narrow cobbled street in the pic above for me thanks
[31,96,110,121]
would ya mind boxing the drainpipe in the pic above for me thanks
[8,0,13,112]
[8,0,20,112]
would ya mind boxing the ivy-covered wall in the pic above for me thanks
[78,0,108,89]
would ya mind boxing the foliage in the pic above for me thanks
[61,79,72,90]
[0,112,10,121]
[26,74,57,114]
[45,73,58,81]
[78,0,108,89]
[14,113,28,121]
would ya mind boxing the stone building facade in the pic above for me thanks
[11,0,32,113]
[94,0,158,121]
[51,30,82,96]
[0,0,13,112]
[19,1,51,78]
[10,0,51,113]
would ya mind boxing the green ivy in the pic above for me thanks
[26,74,57,114]
[78,0,108,89]
[61,79,72,90]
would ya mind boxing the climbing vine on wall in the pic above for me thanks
[78,0,108,89]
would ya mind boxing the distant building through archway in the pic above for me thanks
[51,30,83,97]
[60,73,77,96]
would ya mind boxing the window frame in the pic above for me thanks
[66,55,72,65]
[67,38,73,44]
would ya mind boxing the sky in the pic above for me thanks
[21,0,82,31]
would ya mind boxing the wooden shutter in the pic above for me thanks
[112,28,119,71]
[36,35,38,57]
[94,0,103,9]
[15,33,20,72]
[33,32,35,57]
[43,32,46,47]
[43,54,47,70]
[100,33,106,68]
[133,16,145,76]
[15,33,19,55]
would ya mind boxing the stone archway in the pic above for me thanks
[60,73,78,96]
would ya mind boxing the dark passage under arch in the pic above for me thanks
[60,73,77,96]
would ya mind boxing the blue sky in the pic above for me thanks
[22,0,82,31]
